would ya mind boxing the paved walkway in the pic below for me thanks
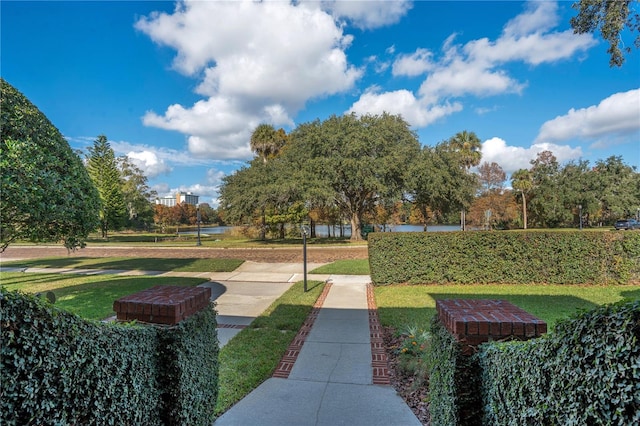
[1,261,421,425]
[214,274,421,426]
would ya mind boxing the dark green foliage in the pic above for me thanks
[86,135,128,238]
[368,231,640,285]
[426,317,482,426]
[479,300,640,425]
[1,288,161,425]
[283,112,422,241]
[570,0,640,67]
[0,78,100,251]
[1,288,219,425]
[157,307,219,425]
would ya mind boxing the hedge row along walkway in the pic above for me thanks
[1,260,420,424]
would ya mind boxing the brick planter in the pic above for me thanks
[113,285,211,325]
[436,299,546,353]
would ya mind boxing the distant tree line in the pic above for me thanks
[219,116,640,240]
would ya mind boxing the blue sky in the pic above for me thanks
[3,0,639,207]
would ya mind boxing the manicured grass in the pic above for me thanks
[374,284,640,331]
[0,272,209,320]
[309,259,370,275]
[1,257,243,272]
[215,280,325,417]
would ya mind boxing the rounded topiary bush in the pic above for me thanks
[0,78,100,250]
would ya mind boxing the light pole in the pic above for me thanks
[578,204,583,230]
[301,224,310,292]
[196,205,202,246]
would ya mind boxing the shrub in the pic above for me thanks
[426,317,482,426]
[1,288,219,425]
[479,299,640,425]
[368,231,640,285]
[157,306,219,425]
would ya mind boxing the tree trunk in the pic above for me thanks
[260,208,266,240]
[420,205,429,232]
[522,196,528,230]
[350,212,362,241]
[310,218,316,238]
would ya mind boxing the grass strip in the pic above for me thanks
[215,280,325,417]
[374,284,640,331]
[0,272,209,320]
[1,257,243,273]
[309,259,370,275]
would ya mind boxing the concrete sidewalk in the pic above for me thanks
[214,275,421,426]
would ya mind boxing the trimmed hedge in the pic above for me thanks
[479,299,640,425]
[426,316,482,426]
[369,231,640,285]
[1,288,218,425]
[158,306,218,425]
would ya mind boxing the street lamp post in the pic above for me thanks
[578,204,583,230]
[301,224,310,292]
[196,206,202,246]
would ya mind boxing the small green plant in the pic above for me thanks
[396,324,430,357]
[394,324,431,390]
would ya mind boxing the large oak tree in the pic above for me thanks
[287,113,421,241]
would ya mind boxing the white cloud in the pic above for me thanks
[207,168,225,186]
[502,0,559,38]
[348,87,462,127]
[320,0,413,30]
[482,137,583,174]
[136,0,362,159]
[349,1,596,127]
[392,48,434,77]
[535,89,640,144]
[126,150,172,178]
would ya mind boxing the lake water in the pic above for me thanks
[181,224,460,236]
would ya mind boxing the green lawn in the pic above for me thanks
[216,280,325,417]
[1,256,243,272]
[374,284,640,331]
[0,272,209,320]
[309,259,370,275]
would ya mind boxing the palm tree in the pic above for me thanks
[449,130,482,170]
[448,130,482,230]
[250,124,287,163]
[511,168,534,229]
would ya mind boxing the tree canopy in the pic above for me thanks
[0,78,100,251]
[570,0,640,67]
[287,113,421,240]
[86,135,127,238]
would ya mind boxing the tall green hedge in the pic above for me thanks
[426,317,482,426]
[479,299,640,425]
[1,288,219,425]
[368,231,640,285]
[157,306,218,425]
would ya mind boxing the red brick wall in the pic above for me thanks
[113,285,211,325]
[437,299,546,351]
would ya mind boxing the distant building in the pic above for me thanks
[178,192,199,205]
[156,195,177,207]
[155,192,199,207]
